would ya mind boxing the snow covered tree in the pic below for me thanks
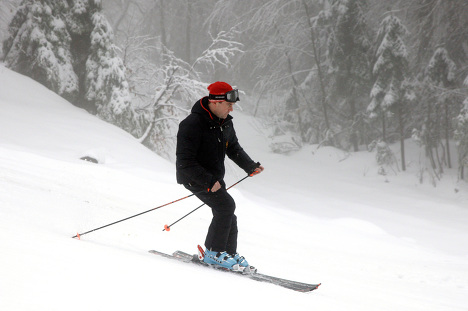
[0,0,21,54]
[368,15,409,170]
[406,0,468,72]
[65,0,138,134]
[454,76,468,180]
[317,0,372,151]
[64,0,102,112]
[425,47,457,169]
[208,0,335,146]
[84,11,136,133]
[122,28,242,161]
[2,0,78,102]
[3,0,138,136]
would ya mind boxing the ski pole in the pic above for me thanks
[163,174,251,232]
[163,202,206,231]
[72,190,206,239]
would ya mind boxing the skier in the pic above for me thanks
[176,81,264,270]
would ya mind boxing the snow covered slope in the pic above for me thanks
[1,64,467,310]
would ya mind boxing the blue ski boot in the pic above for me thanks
[232,253,249,267]
[232,253,257,273]
[203,249,239,270]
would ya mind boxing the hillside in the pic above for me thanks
[1,64,467,310]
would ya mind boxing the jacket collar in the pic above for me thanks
[192,97,233,125]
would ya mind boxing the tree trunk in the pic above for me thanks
[112,0,131,34]
[382,113,386,142]
[160,0,167,48]
[445,101,452,168]
[349,97,359,151]
[70,33,94,113]
[398,102,406,171]
[274,25,304,140]
[303,0,331,135]
[185,0,192,64]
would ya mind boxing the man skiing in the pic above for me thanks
[176,81,264,271]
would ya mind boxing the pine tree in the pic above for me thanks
[368,15,409,170]
[3,0,78,101]
[425,47,457,169]
[454,76,468,180]
[320,0,371,151]
[3,0,137,135]
[65,0,101,112]
[84,11,136,133]
[61,0,137,133]
[407,0,468,71]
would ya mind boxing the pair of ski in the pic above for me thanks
[149,246,320,292]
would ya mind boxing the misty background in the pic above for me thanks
[1,0,467,184]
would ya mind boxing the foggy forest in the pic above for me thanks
[1,0,467,181]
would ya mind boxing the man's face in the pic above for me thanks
[211,100,234,119]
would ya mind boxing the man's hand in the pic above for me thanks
[211,181,222,192]
[250,165,264,176]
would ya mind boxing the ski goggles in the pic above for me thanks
[208,89,239,102]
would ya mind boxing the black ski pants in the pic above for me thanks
[185,181,238,254]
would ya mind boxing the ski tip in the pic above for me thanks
[164,224,171,232]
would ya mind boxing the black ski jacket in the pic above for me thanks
[176,97,259,190]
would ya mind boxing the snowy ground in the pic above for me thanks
[1,64,468,310]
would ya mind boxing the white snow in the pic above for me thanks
[1,63,468,310]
